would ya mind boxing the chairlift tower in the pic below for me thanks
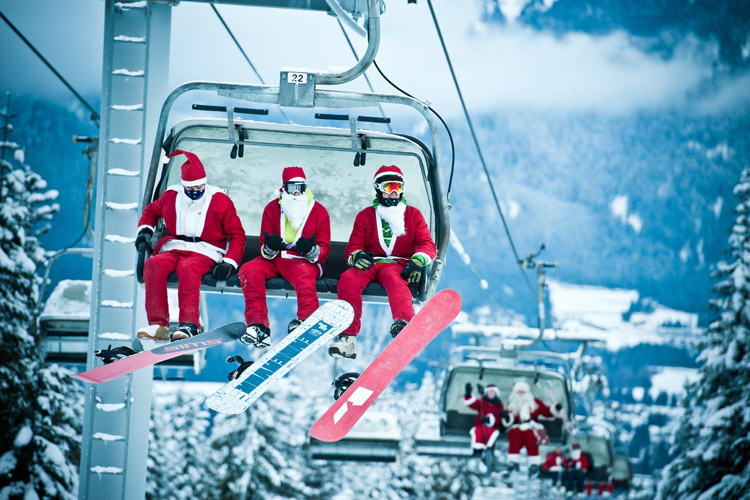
[79,1,389,499]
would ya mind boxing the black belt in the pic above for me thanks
[173,234,203,243]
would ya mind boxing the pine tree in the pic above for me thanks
[0,98,82,500]
[657,167,750,499]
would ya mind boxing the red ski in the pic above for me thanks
[72,322,245,383]
[310,289,461,442]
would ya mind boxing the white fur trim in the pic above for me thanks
[486,429,500,448]
[222,258,238,269]
[412,251,433,266]
[136,224,154,233]
[181,177,207,187]
[463,395,477,406]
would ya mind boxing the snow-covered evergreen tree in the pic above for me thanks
[657,167,750,499]
[0,104,82,500]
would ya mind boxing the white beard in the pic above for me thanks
[376,202,406,237]
[508,391,538,422]
[280,192,310,231]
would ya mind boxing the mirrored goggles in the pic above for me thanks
[283,182,307,194]
[375,181,404,194]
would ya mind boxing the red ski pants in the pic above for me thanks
[143,249,214,328]
[507,427,540,456]
[470,426,500,448]
[238,256,320,327]
[337,261,413,336]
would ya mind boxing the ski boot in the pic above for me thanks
[332,372,360,400]
[328,334,357,359]
[136,324,170,342]
[95,344,138,364]
[390,320,408,338]
[240,323,271,348]
[171,322,198,341]
[287,319,302,334]
[226,355,254,380]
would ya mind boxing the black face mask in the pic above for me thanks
[377,191,401,207]
[184,188,205,201]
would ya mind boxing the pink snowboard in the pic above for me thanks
[310,289,461,442]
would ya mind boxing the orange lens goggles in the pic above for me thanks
[377,181,403,194]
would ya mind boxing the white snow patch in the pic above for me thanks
[105,234,136,243]
[480,279,489,290]
[648,367,700,400]
[113,35,145,43]
[90,466,123,475]
[632,387,645,402]
[711,196,723,218]
[96,403,126,412]
[101,300,133,308]
[679,242,691,263]
[40,280,90,321]
[112,69,144,77]
[14,426,32,447]
[507,199,521,219]
[610,195,628,223]
[627,214,642,233]
[111,104,143,111]
[705,141,733,161]
[107,168,139,176]
[98,333,130,340]
[14,148,24,163]
[0,451,16,475]
[105,202,138,210]
[93,433,124,441]
[103,269,134,277]
[109,137,141,145]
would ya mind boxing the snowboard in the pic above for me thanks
[205,300,354,414]
[72,322,246,383]
[310,289,461,442]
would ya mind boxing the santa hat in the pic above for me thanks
[571,443,581,450]
[282,166,306,184]
[484,384,500,396]
[373,165,404,184]
[169,150,207,187]
[512,380,531,394]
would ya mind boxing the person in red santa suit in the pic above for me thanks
[237,166,330,347]
[463,383,506,455]
[564,442,592,496]
[502,380,563,469]
[543,446,569,493]
[135,150,246,341]
[328,165,437,359]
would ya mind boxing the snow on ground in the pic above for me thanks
[648,366,700,400]
[40,280,91,320]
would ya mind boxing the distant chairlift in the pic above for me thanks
[40,279,207,373]
[308,411,401,462]
[137,83,450,305]
[415,346,574,456]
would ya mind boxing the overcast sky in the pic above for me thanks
[0,0,745,117]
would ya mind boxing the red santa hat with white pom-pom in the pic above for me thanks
[169,149,207,187]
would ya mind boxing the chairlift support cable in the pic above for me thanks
[371,60,455,201]
[335,18,393,133]
[423,0,535,299]
[210,4,293,124]
[0,11,100,127]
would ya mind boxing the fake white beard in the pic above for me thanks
[280,191,311,231]
[376,201,406,237]
[508,391,538,421]
[570,450,581,460]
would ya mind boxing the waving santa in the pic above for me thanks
[502,380,563,467]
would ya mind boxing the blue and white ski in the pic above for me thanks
[205,300,354,414]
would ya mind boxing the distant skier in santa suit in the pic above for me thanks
[135,150,246,342]
[502,380,563,467]
[329,165,437,359]
[463,383,506,454]
[238,166,331,347]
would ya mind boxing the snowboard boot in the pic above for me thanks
[136,324,170,342]
[171,323,198,341]
[240,323,271,348]
[287,319,302,334]
[328,334,357,359]
[390,320,408,338]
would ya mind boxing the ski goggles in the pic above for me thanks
[283,181,307,195]
[374,180,404,194]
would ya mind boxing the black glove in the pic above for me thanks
[480,415,491,424]
[499,411,510,421]
[464,383,472,398]
[352,250,375,270]
[135,228,153,251]
[295,234,316,256]
[400,258,425,284]
[263,231,285,252]
[212,262,235,281]
[477,384,484,396]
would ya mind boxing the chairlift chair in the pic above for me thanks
[137,83,450,305]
